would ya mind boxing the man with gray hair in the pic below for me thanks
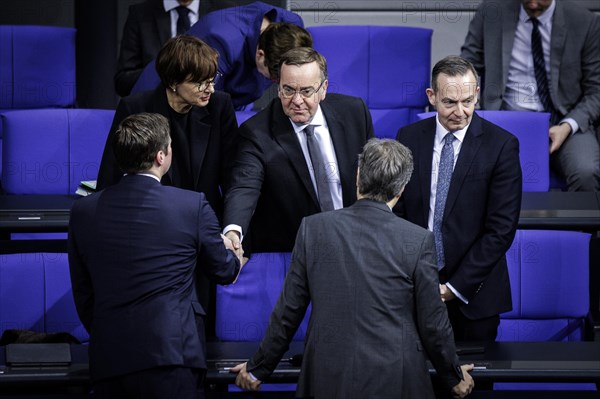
[232,138,474,399]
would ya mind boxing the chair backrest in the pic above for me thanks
[0,252,88,343]
[499,229,590,341]
[0,25,76,110]
[1,108,114,194]
[416,110,550,191]
[215,252,311,341]
[308,25,432,138]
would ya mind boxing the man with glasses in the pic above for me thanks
[222,47,375,257]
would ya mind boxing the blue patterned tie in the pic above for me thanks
[531,18,556,122]
[433,133,455,270]
[176,6,191,35]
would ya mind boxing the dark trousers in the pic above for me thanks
[94,366,206,399]
[446,299,500,343]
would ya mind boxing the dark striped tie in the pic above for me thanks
[531,18,556,121]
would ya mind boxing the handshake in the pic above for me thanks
[221,230,248,267]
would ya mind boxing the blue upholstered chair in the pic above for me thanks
[499,229,590,342]
[308,25,432,138]
[0,252,88,343]
[417,110,550,191]
[215,252,310,342]
[1,108,114,195]
[0,25,76,183]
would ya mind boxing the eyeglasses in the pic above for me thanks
[279,80,325,99]
[194,72,223,92]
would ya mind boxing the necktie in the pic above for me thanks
[304,125,335,212]
[176,6,191,35]
[531,18,556,122]
[433,133,455,270]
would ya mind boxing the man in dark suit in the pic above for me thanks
[115,0,200,97]
[130,1,308,110]
[232,138,475,399]
[222,47,375,256]
[68,113,241,398]
[460,0,600,191]
[396,56,522,342]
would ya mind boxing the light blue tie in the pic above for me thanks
[433,133,455,270]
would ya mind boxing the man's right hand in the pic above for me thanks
[225,230,245,263]
[451,364,474,398]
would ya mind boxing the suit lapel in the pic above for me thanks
[444,114,483,217]
[501,1,520,90]
[320,101,354,206]
[270,102,319,206]
[153,3,171,46]
[419,119,436,225]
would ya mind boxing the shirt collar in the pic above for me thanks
[163,0,199,14]
[290,105,326,135]
[126,172,161,183]
[434,115,469,145]
[519,0,556,25]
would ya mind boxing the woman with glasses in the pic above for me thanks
[96,35,239,339]
[98,35,238,221]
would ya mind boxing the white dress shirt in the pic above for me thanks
[429,115,469,304]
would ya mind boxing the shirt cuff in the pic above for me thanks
[223,224,244,242]
[248,371,258,381]
[446,282,469,304]
[561,118,579,135]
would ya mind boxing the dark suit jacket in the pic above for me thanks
[68,175,240,382]
[130,1,303,109]
[396,114,522,320]
[247,200,463,398]
[223,93,375,253]
[460,0,600,133]
[96,87,238,220]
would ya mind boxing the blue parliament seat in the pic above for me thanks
[307,25,432,138]
[417,110,550,191]
[215,252,310,342]
[499,230,591,342]
[0,252,88,343]
[0,25,76,183]
[1,108,114,195]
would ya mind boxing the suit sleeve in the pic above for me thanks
[197,194,241,285]
[96,99,132,190]
[448,135,522,300]
[67,206,94,334]
[114,6,145,97]
[222,123,265,234]
[246,219,311,380]
[414,231,463,392]
[564,14,600,133]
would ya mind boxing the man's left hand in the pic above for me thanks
[440,283,456,302]
[549,123,572,154]
[231,362,262,391]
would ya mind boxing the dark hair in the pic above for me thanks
[155,35,218,89]
[112,113,171,174]
[431,55,479,93]
[258,23,313,81]
[278,47,327,82]
[357,138,414,202]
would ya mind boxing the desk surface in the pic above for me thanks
[0,342,598,389]
[0,192,599,233]
[206,341,600,384]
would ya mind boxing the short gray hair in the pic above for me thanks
[357,138,414,202]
